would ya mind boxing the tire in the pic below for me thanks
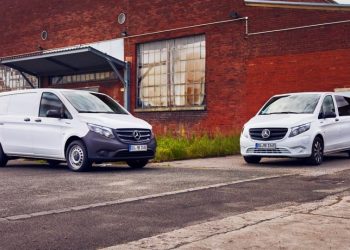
[243,156,261,164]
[307,137,324,166]
[47,160,61,167]
[126,159,149,169]
[0,144,8,167]
[66,140,92,172]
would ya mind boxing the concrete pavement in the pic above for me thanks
[0,155,349,249]
[107,193,350,250]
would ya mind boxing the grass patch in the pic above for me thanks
[155,134,240,162]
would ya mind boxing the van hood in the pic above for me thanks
[246,114,314,128]
[78,113,152,130]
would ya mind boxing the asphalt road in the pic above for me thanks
[0,155,349,250]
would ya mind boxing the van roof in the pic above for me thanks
[273,91,345,97]
[0,88,98,96]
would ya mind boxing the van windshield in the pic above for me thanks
[62,91,128,114]
[260,94,321,115]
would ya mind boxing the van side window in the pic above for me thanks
[335,95,350,116]
[39,92,72,119]
[320,95,335,117]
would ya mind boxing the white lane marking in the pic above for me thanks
[1,174,293,221]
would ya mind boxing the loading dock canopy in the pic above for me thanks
[0,46,130,110]
[0,46,126,77]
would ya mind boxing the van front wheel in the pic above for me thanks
[47,160,61,167]
[66,141,91,172]
[0,145,8,167]
[307,137,324,166]
[243,156,261,164]
[126,159,149,169]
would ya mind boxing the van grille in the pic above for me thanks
[115,150,155,158]
[114,129,152,143]
[249,128,288,141]
[247,148,291,154]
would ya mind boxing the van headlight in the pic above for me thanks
[241,126,249,138]
[150,130,155,139]
[87,123,115,139]
[289,123,311,137]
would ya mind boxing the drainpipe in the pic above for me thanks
[124,62,130,111]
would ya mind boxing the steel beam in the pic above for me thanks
[19,72,35,89]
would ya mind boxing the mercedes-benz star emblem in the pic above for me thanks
[261,129,271,139]
[133,130,141,141]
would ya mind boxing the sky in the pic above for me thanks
[336,0,350,3]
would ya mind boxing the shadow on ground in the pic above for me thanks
[5,161,158,173]
[257,154,349,168]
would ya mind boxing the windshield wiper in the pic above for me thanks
[79,111,115,114]
[268,112,299,114]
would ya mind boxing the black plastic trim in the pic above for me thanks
[81,131,157,162]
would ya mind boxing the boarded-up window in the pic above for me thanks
[0,66,38,92]
[137,35,205,109]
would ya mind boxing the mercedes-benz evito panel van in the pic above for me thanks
[240,92,350,165]
[0,89,156,171]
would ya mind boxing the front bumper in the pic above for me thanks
[240,134,313,158]
[82,131,157,162]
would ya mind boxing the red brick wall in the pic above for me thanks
[1,0,350,136]
[243,48,350,123]
[0,0,126,57]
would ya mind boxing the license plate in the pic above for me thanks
[129,145,147,152]
[255,143,276,149]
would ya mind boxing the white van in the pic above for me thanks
[240,92,350,165]
[0,89,156,171]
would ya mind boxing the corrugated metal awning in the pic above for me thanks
[0,46,126,77]
[244,0,350,11]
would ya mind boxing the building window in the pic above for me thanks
[50,71,115,85]
[0,66,38,92]
[137,35,206,109]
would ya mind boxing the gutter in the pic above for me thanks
[244,0,350,11]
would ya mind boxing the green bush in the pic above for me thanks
[154,134,240,162]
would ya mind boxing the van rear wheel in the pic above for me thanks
[243,156,261,164]
[66,140,91,172]
[0,144,8,167]
[126,159,149,169]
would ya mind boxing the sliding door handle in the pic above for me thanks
[24,118,30,122]
[35,118,42,123]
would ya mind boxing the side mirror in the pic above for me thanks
[46,109,63,119]
[323,110,337,119]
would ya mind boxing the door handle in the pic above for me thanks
[35,118,42,123]
[335,118,339,122]
[24,118,30,122]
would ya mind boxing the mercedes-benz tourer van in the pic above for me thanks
[240,92,350,165]
[0,89,156,171]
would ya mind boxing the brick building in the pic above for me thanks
[0,0,349,136]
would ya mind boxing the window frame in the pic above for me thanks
[335,95,350,117]
[50,71,116,85]
[319,95,336,119]
[0,65,38,92]
[136,35,206,112]
[38,92,72,119]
